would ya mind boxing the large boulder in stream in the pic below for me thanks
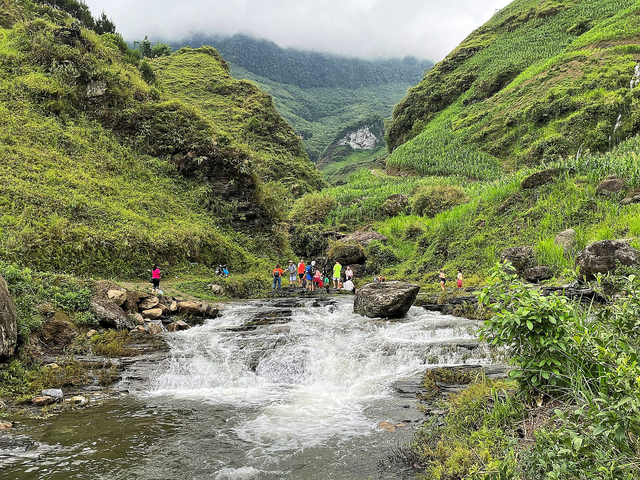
[575,240,640,278]
[0,275,18,360]
[354,281,420,319]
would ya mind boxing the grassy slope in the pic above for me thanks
[0,2,318,279]
[386,0,640,174]
[150,49,325,195]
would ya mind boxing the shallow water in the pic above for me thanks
[1,297,493,479]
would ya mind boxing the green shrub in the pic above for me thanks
[289,193,336,224]
[365,240,399,273]
[290,225,327,259]
[411,185,469,218]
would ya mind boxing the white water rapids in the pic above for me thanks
[131,297,494,478]
[2,297,497,480]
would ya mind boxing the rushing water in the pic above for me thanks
[2,297,494,480]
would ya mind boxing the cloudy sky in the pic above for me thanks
[83,0,513,60]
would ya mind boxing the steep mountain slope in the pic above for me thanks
[386,0,640,174]
[169,35,432,164]
[150,47,325,196]
[0,0,321,277]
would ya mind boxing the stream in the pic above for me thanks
[1,297,497,480]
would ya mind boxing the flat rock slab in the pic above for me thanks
[354,281,420,319]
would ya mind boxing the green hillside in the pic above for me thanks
[0,0,321,278]
[168,35,431,164]
[386,0,640,174]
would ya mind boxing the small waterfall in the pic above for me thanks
[631,62,640,90]
[140,298,494,455]
[609,113,623,150]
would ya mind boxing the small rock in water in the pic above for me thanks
[379,421,396,432]
[130,325,146,334]
[33,396,55,406]
[395,423,408,428]
[42,389,63,401]
[66,395,87,406]
[0,420,12,430]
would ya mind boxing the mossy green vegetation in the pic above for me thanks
[0,0,322,278]
[386,0,640,174]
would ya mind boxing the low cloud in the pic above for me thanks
[84,0,512,60]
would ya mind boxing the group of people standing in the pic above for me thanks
[272,259,354,292]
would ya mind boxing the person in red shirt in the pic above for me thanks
[151,265,161,294]
[297,259,306,287]
[272,264,284,290]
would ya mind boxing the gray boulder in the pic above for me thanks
[576,240,640,278]
[0,275,18,360]
[500,246,536,273]
[524,266,554,283]
[554,229,577,251]
[596,178,624,196]
[90,298,135,330]
[354,281,420,319]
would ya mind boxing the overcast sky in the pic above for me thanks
[83,0,513,60]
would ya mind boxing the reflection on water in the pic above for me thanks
[1,298,492,479]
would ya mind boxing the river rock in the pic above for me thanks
[555,229,577,251]
[107,289,127,306]
[0,421,12,430]
[379,421,396,432]
[131,325,146,334]
[138,296,160,310]
[354,281,420,319]
[33,396,55,406]
[524,266,554,283]
[177,301,205,316]
[500,246,536,273]
[169,301,179,313]
[575,240,640,278]
[147,322,163,335]
[596,177,624,196]
[0,275,18,360]
[67,395,87,405]
[167,320,190,332]
[141,307,162,320]
[122,291,144,313]
[521,168,561,189]
[205,305,220,317]
[339,231,388,246]
[133,313,145,325]
[90,298,134,330]
[42,389,63,401]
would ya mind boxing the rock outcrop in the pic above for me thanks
[521,168,561,189]
[575,240,640,278]
[339,231,388,246]
[329,243,367,266]
[0,275,18,360]
[90,298,135,331]
[596,177,624,196]
[354,281,420,319]
[500,246,536,273]
[524,266,553,283]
